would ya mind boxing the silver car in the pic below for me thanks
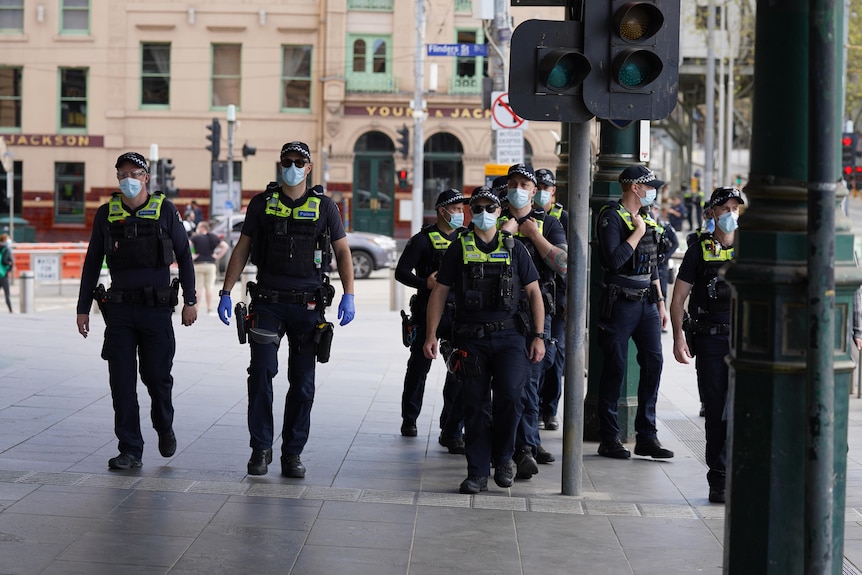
[210,214,397,279]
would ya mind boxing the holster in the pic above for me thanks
[599,283,619,320]
[235,302,248,344]
[541,280,556,316]
[648,284,661,304]
[445,348,481,380]
[93,284,107,314]
[682,311,697,357]
[400,309,416,348]
[314,322,335,363]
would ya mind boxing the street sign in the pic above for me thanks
[32,254,60,281]
[495,129,525,165]
[426,44,488,57]
[491,91,528,131]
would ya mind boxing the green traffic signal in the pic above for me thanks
[614,49,662,88]
[538,49,591,93]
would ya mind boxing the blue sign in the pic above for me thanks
[426,44,488,57]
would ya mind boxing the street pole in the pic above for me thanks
[149,143,159,194]
[227,104,236,213]
[411,0,425,235]
[704,0,715,195]
[6,162,13,242]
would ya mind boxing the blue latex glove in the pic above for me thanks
[218,293,232,325]
[337,294,355,326]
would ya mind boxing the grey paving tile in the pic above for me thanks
[417,492,472,508]
[92,506,215,537]
[302,486,362,501]
[0,513,99,545]
[585,501,642,516]
[637,503,698,518]
[40,560,169,574]
[5,485,130,518]
[0,540,66,574]
[211,498,322,531]
[119,489,229,512]
[319,500,418,523]
[357,489,417,506]
[246,483,307,499]
[77,474,142,489]
[528,497,585,514]
[472,495,528,511]
[134,477,195,492]
[292,545,408,575]
[16,471,87,486]
[306,517,414,550]
[58,531,195,567]
[609,516,723,551]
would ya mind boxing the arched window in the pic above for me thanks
[372,39,387,73]
[423,133,464,217]
[353,39,366,73]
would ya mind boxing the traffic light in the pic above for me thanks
[583,0,681,121]
[397,125,410,158]
[855,166,862,192]
[397,169,409,188]
[242,142,257,160]
[161,158,178,196]
[508,20,593,122]
[842,132,858,185]
[206,118,221,161]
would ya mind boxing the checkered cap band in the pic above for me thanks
[620,169,658,184]
[507,164,537,185]
[280,141,311,160]
[469,188,501,206]
[115,152,149,172]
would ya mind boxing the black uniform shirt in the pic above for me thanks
[241,185,346,292]
[436,230,539,323]
[76,194,195,314]
[677,236,732,325]
[395,225,463,303]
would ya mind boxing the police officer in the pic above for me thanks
[395,189,467,452]
[670,186,743,503]
[649,201,679,313]
[217,141,356,478]
[500,164,567,479]
[595,165,673,460]
[423,187,545,494]
[534,168,568,432]
[76,152,197,470]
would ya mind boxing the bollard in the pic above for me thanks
[240,265,256,305]
[20,271,34,313]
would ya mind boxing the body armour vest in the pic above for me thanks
[547,203,564,219]
[600,202,664,276]
[455,232,519,318]
[105,193,173,271]
[498,213,555,283]
[422,227,455,279]
[252,189,329,279]
[691,235,735,315]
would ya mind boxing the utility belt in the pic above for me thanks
[93,279,179,310]
[233,300,335,363]
[400,299,455,348]
[247,280,334,308]
[689,322,730,336]
[452,317,519,339]
[598,282,660,320]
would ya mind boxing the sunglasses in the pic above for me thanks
[281,158,308,168]
[117,169,147,179]
[470,204,499,214]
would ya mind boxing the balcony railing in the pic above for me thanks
[347,0,394,11]
[455,0,472,13]
[347,73,398,93]
[449,75,481,95]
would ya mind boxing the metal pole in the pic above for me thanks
[805,0,837,568]
[726,20,735,185]
[20,270,33,313]
[227,104,236,213]
[6,162,13,242]
[149,144,159,194]
[705,0,716,195]
[717,55,725,186]
[411,0,425,235]
[561,121,590,495]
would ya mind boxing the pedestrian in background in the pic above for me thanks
[394,189,467,452]
[75,152,197,470]
[423,187,545,494]
[217,141,355,479]
[191,220,229,314]
[670,186,743,504]
[501,163,567,479]
[533,168,568,433]
[0,233,13,313]
[667,195,687,232]
[594,165,673,460]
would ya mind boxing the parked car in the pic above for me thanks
[210,214,397,279]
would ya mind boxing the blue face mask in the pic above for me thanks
[717,211,739,233]
[507,188,532,209]
[472,211,498,231]
[446,211,464,229]
[282,165,306,187]
[119,177,142,199]
[705,218,716,233]
[639,187,657,207]
[535,190,552,207]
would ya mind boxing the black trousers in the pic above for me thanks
[694,332,730,489]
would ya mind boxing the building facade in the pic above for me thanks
[0,0,564,242]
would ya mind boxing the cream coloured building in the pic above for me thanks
[0,0,564,241]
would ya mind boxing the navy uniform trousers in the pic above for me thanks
[596,297,663,443]
[456,328,530,477]
[247,299,319,457]
[694,331,729,490]
[101,303,175,459]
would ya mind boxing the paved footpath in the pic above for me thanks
[0,272,861,574]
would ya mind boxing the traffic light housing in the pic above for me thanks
[161,158,178,196]
[242,142,257,160]
[397,169,409,188]
[397,125,410,158]
[842,132,858,186]
[206,118,221,161]
[508,20,593,122]
[583,0,681,121]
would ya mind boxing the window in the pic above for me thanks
[212,44,241,108]
[55,162,85,223]
[142,43,170,107]
[695,5,722,29]
[282,46,312,110]
[455,0,472,13]
[347,35,393,92]
[59,68,87,130]
[347,0,393,11]
[0,0,23,33]
[0,67,22,129]
[61,0,89,34]
[451,29,485,94]
[423,133,464,213]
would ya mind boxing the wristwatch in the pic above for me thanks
[530,332,546,340]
